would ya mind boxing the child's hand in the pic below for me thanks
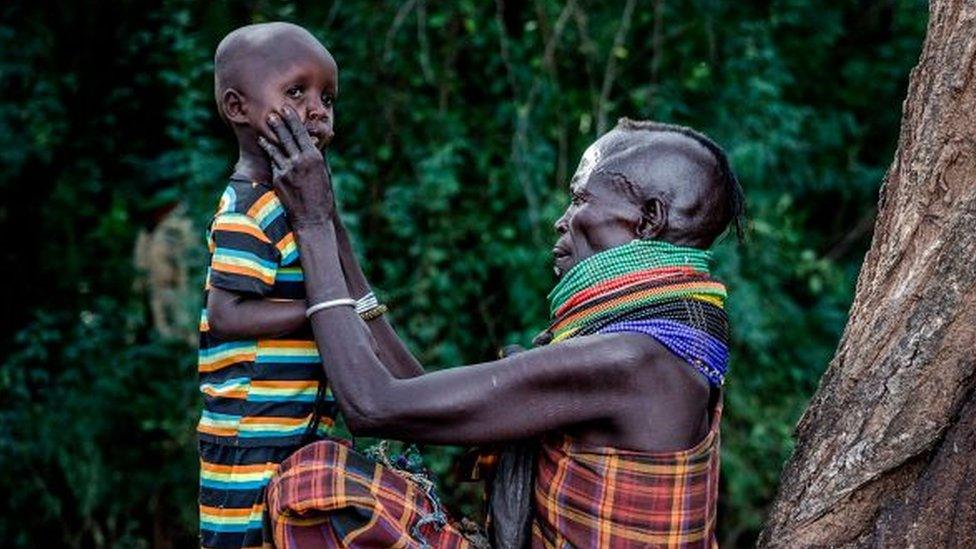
[258,106,334,228]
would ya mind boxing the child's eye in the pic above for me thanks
[285,85,304,99]
[322,94,335,107]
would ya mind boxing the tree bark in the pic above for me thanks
[758,1,976,547]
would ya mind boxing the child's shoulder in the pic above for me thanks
[215,178,277,218]
[211,178,292,243]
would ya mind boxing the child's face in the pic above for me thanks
[246,48,338,149]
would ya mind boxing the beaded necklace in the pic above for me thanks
[543,239,730,386]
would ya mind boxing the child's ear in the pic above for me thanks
[221,88,248,124]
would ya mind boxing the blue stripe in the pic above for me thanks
[200,478,268,490]
[199,341,255,358]
[246,393,319,403]
[238,425,306,437]
[199,520,264,533]
[276,269,303,282]
[257,204,284,230]
[221,186,237,213]
[201,410,241,422]
[255,355,319,364]
[201,377,249,391]
[213,247,277,270]
[280,248,299,265]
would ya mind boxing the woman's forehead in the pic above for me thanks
[571,129,636,191]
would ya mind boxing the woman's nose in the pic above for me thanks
[554,213,569,235]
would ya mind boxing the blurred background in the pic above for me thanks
[0,1,928,547]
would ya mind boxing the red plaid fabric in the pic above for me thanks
[532,397,723,548]
[266,439,472,548]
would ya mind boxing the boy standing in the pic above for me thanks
[197,22,345,548]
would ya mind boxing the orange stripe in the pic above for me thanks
[201,461,277,474]
[276,231,295,251]
[199,352,257,373]
[250,380,318,389]
[201,387,247,399]
[553,282,724,331]
[246,192,276,219]
[258,340,317,349]
[214,221,272,243]
[598,453,619,547]
[200,504,261,518]
[239,416,309,426]
[210,262,275,285]
[197,424,237,437]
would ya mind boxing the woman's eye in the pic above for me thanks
[286,86,304,99]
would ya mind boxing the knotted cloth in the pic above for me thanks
[529,239,727,548]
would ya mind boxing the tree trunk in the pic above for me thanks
[758,1,976,547]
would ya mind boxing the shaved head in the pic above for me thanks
[575,119,744,247]
[214,22,333,121]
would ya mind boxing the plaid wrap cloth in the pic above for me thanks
[266,439,473,548]
[532,396,722,549]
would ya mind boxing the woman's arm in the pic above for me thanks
[260,106,653,445]
[204,223,426,386]
[333,216,426,378]
[297,222,655,445]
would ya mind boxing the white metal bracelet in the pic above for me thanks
[355,292,378,314]
[305,298,357,318]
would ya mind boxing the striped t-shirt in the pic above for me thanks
[197,177,335,447]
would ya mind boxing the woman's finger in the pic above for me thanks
[268,112,300,156]
[258,136,288,169]
[282,106,316,152]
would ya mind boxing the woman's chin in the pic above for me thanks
[553,256,573,278]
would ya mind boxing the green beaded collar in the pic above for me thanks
[547,239,713,317]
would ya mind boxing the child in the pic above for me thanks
[197,22,350,548]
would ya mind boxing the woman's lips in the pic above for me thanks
[552,247,571,276]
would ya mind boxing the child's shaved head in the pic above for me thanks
[213,22,337,151]
[214,22,334,123]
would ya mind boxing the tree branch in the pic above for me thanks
[595,0,637,135]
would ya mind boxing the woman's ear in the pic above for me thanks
[637,197,667,239]
[220,88,248,124]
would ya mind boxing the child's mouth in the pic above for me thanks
[307,127,333,148]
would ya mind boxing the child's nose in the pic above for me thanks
[307,99,328,121]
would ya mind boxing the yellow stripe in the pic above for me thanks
[212,213,272,243]
[247,192,282,225]
[200,504,264,524]
[212,253,276,279]
[258,340,317,349]
[598,453,618,547]
[248,387,318,396]
[201,469,275,483]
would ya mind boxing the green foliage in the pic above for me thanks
[0,0,926,546]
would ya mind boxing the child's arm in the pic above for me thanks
[204,208,425,379]
[206,288,306,340]
[333,216,426,379]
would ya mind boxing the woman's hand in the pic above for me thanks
[257,106,334,228]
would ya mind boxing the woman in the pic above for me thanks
[258,107,743,548]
